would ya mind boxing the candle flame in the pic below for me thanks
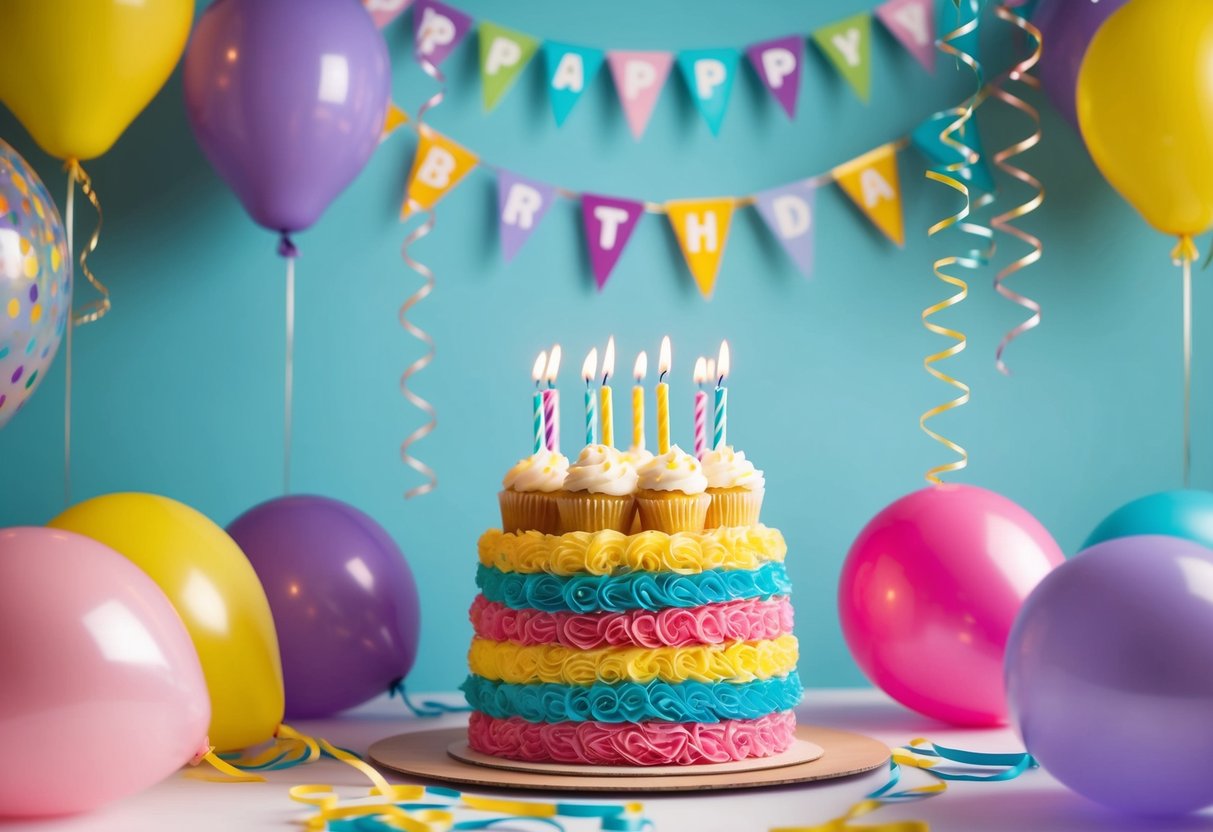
[545,345,562,384]
[658,336,672,380]
[706,359,716,381]
[633,351,648,382]
[717,340,730,383]
[532,351,548,384]
[693,356,707,385]
[602,336,616,383]
[581,347,598,383]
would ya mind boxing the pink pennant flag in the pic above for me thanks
[875,0,936,73]
[581,194,645,290]
[607,51,673,139]
[362,0,413,29]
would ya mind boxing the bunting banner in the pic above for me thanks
[812,12,873,103]
[676,48,741,136]
[497,171,556,262]
[365,0,413,30]
[607,51,674,139]
[479,21,540,112]
[832,143,905,246]
[875,0,936,73]
[381,103,409,142]
[582,194,645,290]
[753,181,816,278]
[746,36,804,120]
[401,127,479,219]
[543,41,605,126]
[666,198,736,298]
[412,0,473,67]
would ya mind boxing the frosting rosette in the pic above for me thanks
[470,596,794,649]
[467,634,799,685]
[563,445,638,496]
[700,446,765,491]
[637,446,709,494]
[503,449,569,493]
[478,526,786,575]
[467,711,797,766]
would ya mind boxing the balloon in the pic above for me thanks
[1007,535,1213,815]
[1032,0,1129,128]
[1084,490,1213,550]
[0,527,209,818]
[1077,0,1213,238]
[48,493,284,752]
[182,0,391,235]
[839,484,1064,726]
[0,139,71,430]
[227,495,421,719]
[0,0,192,161]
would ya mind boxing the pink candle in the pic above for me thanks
[693,356,708,458]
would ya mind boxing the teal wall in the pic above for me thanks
[0,1,1201,693]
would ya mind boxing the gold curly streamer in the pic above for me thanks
[399,204,438,500]
[63,161,109,326]
[990,5,1045,375]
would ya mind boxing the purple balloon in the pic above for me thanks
[227,495,420,719]
[183,0,390,238]
[1034,0,1129,128]
[1006,535,1213,815]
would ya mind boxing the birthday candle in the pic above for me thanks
[657,336,671,455]
[544,345,562,453]
[692,356,708,458]
[600,336,616,448]
[714,340,730,450]
[531,350,547,454]
[582,347,599,447]
[632,351,647,451]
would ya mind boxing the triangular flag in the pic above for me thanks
[676,48,740,135]
[812,13,873,103]
[607,51,674,139]
[745,36,804,120]
[832,144,904,246]
[401,127,479,219]
[753,181,816,278]
[412,0,473,68]
[363,0,413,29]
[497,170,556,262]
[875,0,936,73]
[665,198,735,298]
[581,194,645,290]
[543,41,605,126]
[478,21,540,112]
[911,112,995,196]
[380,102,409,142]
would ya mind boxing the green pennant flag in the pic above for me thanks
[812,12,872,103]
[479,21,540,111]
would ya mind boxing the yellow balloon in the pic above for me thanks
[49,493,284,752]
[1077,0,1213,239]
[0,0,193,161]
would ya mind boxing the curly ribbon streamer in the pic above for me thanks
[399,206,438,499]
[990,5,1045,375]
[63,160,109,326]
[389,679,473,717]
[1174,235,1198,486]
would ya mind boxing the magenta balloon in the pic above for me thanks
[1007,535,1213,815]
[839,484,1064,726]
[182,0,390,235]
[0,527,210,818]
[1034,0,1129,128]
[226,496,420,719]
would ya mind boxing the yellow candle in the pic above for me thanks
[600,336,616,447]
[657,336,672,454]
[632,351,647,450]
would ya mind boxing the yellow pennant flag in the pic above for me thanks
[665,198,736,298]
[380,102,408,142]
[401,126,479,219]
[832,143,905,246]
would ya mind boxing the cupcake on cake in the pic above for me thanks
[499,449,568,535]
[636,445,710,533]
[700,445,765,528]
[555,444,638,533]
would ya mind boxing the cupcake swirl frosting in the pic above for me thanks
[503,449,569,493]
[563,445,638,496]
[637,445,709,494]
[700,446,765,491]
[625,447,654,469]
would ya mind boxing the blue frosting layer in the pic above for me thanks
[475,562,792,613]
[460,675,804,724]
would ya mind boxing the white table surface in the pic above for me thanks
[2,688,1205,832]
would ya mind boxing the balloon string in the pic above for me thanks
[279,233,297,495]
[400,206,438,499]
[1183,247,1193,488]
[63,173,74,508]
[990,5,1045,376]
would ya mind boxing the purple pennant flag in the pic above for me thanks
[497,170,556,263]
[753,181,816,278]
[745,35,804,120]
[581,194,644,290]
[412,0,473,68]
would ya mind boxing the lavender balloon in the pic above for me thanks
[1033,0,1129,128]
[1006,535,1213,815]
[227,496,420,719]
[183,0,390,241]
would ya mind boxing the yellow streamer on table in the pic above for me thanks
[990,5,1045,376]
[399,205,438,500]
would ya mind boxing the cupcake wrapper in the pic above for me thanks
[637,492,711,534]
[499,490,560,535]
[705,487,765,529]
[556,493,636,534]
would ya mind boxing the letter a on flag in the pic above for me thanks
[581,194,645,290]
[665,198,735,299]
[832,144,904,246]
[401,127,479,219]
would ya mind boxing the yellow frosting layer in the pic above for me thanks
[467,634,799,685]
[478,526,787,576]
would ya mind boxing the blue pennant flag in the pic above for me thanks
[676,48,740,135]
[542,41,604,126]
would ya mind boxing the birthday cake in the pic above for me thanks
[462,342,800,767]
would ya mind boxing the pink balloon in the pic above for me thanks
[0,527,210,818]
[839,484,1063,726]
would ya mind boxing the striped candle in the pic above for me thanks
[631,351,647,451]
[713,340,730,450]
[544,345,562,453]
[531,351,547,454]
[585,388,598,446]
[600,336,615,447]
[657,337,672,454]
[694,391,708,457]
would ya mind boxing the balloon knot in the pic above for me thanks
[1172,235,1199,265]
[277,233,298,259]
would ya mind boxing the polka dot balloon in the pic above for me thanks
[0,138,70,430]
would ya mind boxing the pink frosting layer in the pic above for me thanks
[469,595,794,649]
[468,710,796,766]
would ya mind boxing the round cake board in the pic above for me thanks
[368,726,890,793]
